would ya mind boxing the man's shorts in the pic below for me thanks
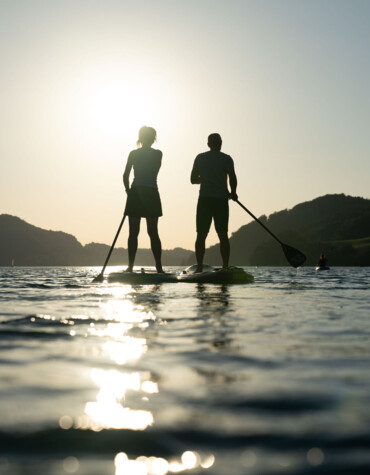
[196,197,229,235]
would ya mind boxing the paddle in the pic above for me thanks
[202,179,306,267]
[92,214,127,282]
[234,199,306,268]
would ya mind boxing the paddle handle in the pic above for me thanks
[235,200,283,245]
[99,214,127,276]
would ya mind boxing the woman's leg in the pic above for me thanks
[146,217,163,272]
[127,217,141,271]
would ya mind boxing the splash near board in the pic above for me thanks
[315,266,330,271]
[177,266,254,284]
[107,270,177,284]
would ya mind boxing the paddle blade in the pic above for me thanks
[282,244,306,268]
[92,273,104,283]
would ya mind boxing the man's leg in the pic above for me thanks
[214,199,230,268]
[217,231,230,269]
[127,217,140,271]
[195,197,212,273]
[195,232,207,272]
[146,217,164,273]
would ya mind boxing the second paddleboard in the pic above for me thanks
[178,266,254,284]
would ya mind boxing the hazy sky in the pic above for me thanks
[1,0,369,250]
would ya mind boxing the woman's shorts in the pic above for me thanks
[124,186,163,218]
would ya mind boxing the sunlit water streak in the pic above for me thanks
[0,266,369,474]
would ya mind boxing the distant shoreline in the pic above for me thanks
[2,194,370,267]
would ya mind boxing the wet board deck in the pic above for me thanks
[315,266,330,271]
[177,266,254,284]
[107,271,177,284]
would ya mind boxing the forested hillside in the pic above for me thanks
[197,194,370,266]
[0,215,192,266]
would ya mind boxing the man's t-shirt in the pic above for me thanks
[192,151,234,199]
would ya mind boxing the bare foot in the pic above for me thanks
[156,267,165,274]
[194,267,203,273]
[124,267,133,273]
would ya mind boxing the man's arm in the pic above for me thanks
[190,158,201,184]
[228,162,238,201]
[123,152,134,193]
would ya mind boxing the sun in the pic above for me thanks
[89,79,154,139]
[65,63,171,143]
[62,62,176,149]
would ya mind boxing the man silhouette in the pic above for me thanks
[191,133,238,272]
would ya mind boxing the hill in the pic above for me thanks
[192,194,370,266]
[1,194,369,266]
[0,215,84,266]
[0,215,192,266]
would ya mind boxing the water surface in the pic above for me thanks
[0,266,369,474]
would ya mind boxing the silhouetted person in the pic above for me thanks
[317,253,327,267]
[191,133,238,272]
[123,126,164,273]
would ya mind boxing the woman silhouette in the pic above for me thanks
[123,126,164,273]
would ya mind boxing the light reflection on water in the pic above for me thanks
[100,297,155,323]
[83,296,157,431]
[103,338,147,364]
[84,289,216,471]
[114,450,215,475]
[87,297,153,364]
[84,369,154,430]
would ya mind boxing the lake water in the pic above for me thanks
[0,266,369,475]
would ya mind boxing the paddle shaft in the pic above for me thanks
[201,180,305,266]
[203,180,283,245]
[235,199,283,246]
[97,214,126,278]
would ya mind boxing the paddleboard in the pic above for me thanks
[107,270,177,284]
[177,266,254,284]
[315,266,330,271]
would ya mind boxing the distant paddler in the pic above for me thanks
[317,253,327,267]
[123,126,164,273]
[316,253,329,270]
